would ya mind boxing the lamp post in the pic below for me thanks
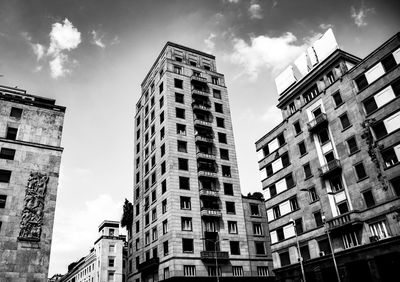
[300,188,341,282]
[201,237,228,282]
[289,218,306,282]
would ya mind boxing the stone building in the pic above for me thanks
[128,42,273,282]
[60,220,127,282]
[255,30,400,281]
[0,85,65,281]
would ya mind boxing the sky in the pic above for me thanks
[0,0,399,277]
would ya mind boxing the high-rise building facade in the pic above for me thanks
[255,32,400,281]
[129,42,273,282]
[0,85,65,281]
[60,220,127,282]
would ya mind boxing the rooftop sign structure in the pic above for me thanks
[275,28,339,95]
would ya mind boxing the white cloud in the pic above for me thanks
[111,36,121,45]
[31,43,46,61]
[49,53,70,78]
[225,0,240,3]
[249,1,263,19]
[351,3,374,27]
[91,30,106,48]
[49,194,123,274]
[319,23,333,30]
[229,32,305,80]
[204,33,216,52]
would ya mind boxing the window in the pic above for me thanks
[232,266,243,277]
[189,60,197,66]
[218,132,227,143]
[212,76,219,84]
[295,218,303,234]
[208,266,221,277]
[220,149,229,160]
[162,199,167,214]
[164,267,170,280]
[152,189,157,202]
[179,176,190,190]
[340,113,351,129]
[177,140,187,153]
[0,148,15,160]
[152,208,157,221]
[294,121,301,135]
[224,183,233,195]
[298,141,307,156]
[230,241,240,255]
[337,201,349,214]
[363,190,375,208]
[182,238,194,253]
[314,211,323,227]
[347,136,359,154]
[159,82,164,93]
[174,78,183,89]
[109,258,115,267]
[163,241,169,256]
[222,165,231,177]
[253,223,263,235]
[355,74,368,91]
[175,93,184,103]
[161,179,166,194]
[303,163,312,179]
[6,127,18,140]
[216,117,224,128]
[382,145,400,168]
[178,158,188,170]
[228,221,238,233]
[151,172,156,185]
[300,244,311,261]
[136,204,140,216]
[288,102,296,114]
[279,251,290,266]
[176,108,185,119]
[0,195,7,208]
[308,187,319,202]
[174,65,182,74]
[327,71,335,84]
[145,213,150,226]
[381,53,397,72]
[390,177,400,196]
[183,265,196,276]
[181,217,192,231]
[290,197,299,211]
[213,89,221,99]
[354,162,367,180]
[332,91,343,107]
[163,220,168,234]
[342,231,360,249]
[175,56,182,62]
[255,242,265,255]
[108,272,114,281]
[318,128,330,144]
[257,266,269,276]
[303,84,319,103]
[215,103,223,113]
[180,197,191,210]
[0,170,11,183]
[177,123,186,135]
[250,204,260,216]
[159,111,165,124]
[159,96,164,108]
[226,201,235,214]
[369,220,389,239]
[10,107,23,119]
[160,127,165,140]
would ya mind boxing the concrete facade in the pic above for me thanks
[129,42,273,282]
[255,33,400,281]
[0,85,65,282]
[60,221,127,282]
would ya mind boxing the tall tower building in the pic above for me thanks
[129,42,273,282]
[255,31,400,281]
[0,85,65,281]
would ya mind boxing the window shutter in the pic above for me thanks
[365,63,385,84]
[275,178,287,194]
[374,86,395,108]
[279,201,291,216]
[384,112,400,133]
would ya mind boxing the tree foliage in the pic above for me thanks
[121,198,133,229]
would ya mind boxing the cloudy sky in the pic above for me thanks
[0,0,399,276]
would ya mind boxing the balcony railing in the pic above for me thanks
[192,103,211,111]
[196,152,216,160]
[138,257,159,272]
[319,159,341,177]
[307,113,328,132]
[198,170,218,178]
[200,251,229,261]
[194,119,213,127]
[192,88,209,96]
[326,211,361,231]
[191,75,208,83]
[201,208,222,217]
[195,135,214,143]
[199,189,219,197]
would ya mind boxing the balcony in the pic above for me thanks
[192,103,211,112]
[307,113,328,132]
[199,189,219,198]
[138,257,159,273]
[200,251,229,261]
[191,75,208,83]
[201,207,222,217]
[194,119,213,127]
[192,88,209,97]
[319,159,342,178]
[196,152,216,160]
[198,170,218,178]
[326,211,362,231]
[195,135,214,143]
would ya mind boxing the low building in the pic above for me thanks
[60,220,127,282]
[255,30,400,281]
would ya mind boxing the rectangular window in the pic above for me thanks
[208,266,221,277]
[108,258,115,267]
[159,96,164,108]
[215,103,223,113]
[0,170,11,183]
[161,179,166,194]
[354,162,367,180]
[295,218,303,234]
[253,223,263,235]
[230,241,240,255]
[180,196,191,210]
[213,89,221,99]
[220,149,229,160]
[347,136,359,154]
[0,195,7,208]
[222,165,231,177]
[176,108,185,119]
[0,148,15,160]
[255,241,265,255]
[181,217,192,231]
[294,121,301,135]
[363,190,375,207]
[332,91,343,107]
[223,183,233,195]
[183,265,196,276]
[257,266,269,276]
[218,133,227,143]
[177,123,186,135]
[163,220,168,234]
[381,53,397,72]
[177,140,187,153]
[178,158,188,170]
[179,176,190,190]
[369,220,389,239]
[279,251,290,266]
[160,127,165,140]
[318,128,330,144]
[163,241,169,256]
[340,113,351,129]
[159,82,164,93]
[216,117,225,128]
[232,266,243,277]
[160,111,164,124]
[10,107,23,119]
[382,145,400,168]
[228,221,238,234]
[174,65,182,74]
[298,141,307,156]
[342,231,360,249]
[300,245,311,261]
[182,238,194,253]
[175,93,184,103]
[174,78,183,89]
[6,127,18,140]
[308,187,319,202]
[226,201,236,214]
[338,201,349,214]
[250,204,260,216]
[162,199,167,214]
[303,163,312,178]
[314,211,323,227]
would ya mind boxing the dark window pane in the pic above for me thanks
[381,54,397,72]
[355,74,368,91]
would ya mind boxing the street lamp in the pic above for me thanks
[289,218,306,282]
[300,188,341,282]
[200,236,229,282]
